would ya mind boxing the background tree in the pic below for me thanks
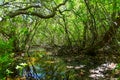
[0,0,120,78]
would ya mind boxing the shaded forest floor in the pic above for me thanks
[58,52,120,80]
[7,46,120,80]
[30,46,120,80]
[31,45,120,79]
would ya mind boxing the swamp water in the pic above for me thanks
[11,48,120,80]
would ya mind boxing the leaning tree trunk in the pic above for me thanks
[84,16,120,55]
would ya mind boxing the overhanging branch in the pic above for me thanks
[2,0,68,20]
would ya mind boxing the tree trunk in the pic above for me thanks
[84,16,120,55]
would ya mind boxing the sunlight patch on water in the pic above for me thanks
[66,65,85,69]
[89,62,117,79]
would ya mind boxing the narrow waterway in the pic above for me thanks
[18,48,120,80]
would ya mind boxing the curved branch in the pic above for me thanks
[2,0,68,20]
[7,10,56,19]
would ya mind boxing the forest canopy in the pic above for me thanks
[0,0,120,79]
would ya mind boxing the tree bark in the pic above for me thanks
[84,16,120,55]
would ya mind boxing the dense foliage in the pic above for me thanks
[0,0,120,79]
